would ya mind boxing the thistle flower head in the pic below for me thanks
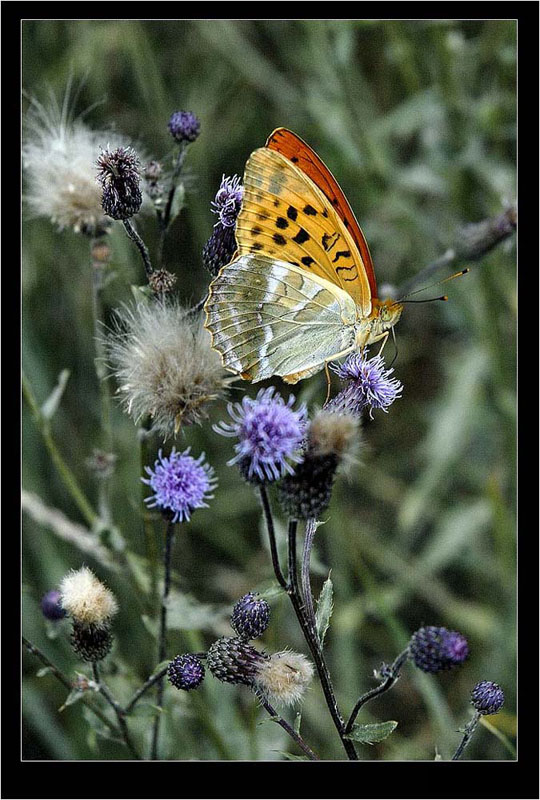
[71,622,113,662]
[214,387,308,483]
[206,637,267,686]
[326,350,403,418]
[168,110,201,143]
[470,681,505,715]
[40,590,66,621]
[142,447,216,523]
[211,174,244,228]
[231,593,270,640]
[23,89,149,233]
[167,653,205,691]
[59,566,118,629]
[410,626,469,673]
[106,302,231,436]
[255,651,314,707]
[308,410,361,463]
[96,146,143,220]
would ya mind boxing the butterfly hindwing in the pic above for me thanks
[236,147,372,316]
[205,253,358,382]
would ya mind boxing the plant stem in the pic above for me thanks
[22,636,117,734]
[150,519,176,760]
[122,219,153,278]
[92,662,140,759]
[452,711,481,760]
[157,143,188,266]
[23,374,98,528]
[345,647,410,734]
[125,666,168,714]
[287,519,301,596]
[258,487,287,590]
[254,689,319,761]
[259,490,357,760]
[301,517,318,633]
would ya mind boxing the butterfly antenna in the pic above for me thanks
[388,327,398,368]
[397,268,470,302]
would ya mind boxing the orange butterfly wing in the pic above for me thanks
[266,127,378,300]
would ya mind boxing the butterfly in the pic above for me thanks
[204,128,403,384]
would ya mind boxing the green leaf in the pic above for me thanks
[41,369,70,420]
[169,182,185,224]
[345,720,398,745]
[315,572,334,646]
[293,711,302,735]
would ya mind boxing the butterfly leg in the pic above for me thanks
[376,331,389,357]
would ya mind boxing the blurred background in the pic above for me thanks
[22,19,516,760]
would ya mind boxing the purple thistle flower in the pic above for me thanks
[410,626,469,673]
[167,653,205,691]
[211,174,244,228]
[471,680,505,715]
[142,447,216,523]
[231,593,270,640]
[40,590,66,621]
[214,387,307,483]
[168,111,200,143]
[325,349,402,418]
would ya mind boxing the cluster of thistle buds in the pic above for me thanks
[167,592,313,706]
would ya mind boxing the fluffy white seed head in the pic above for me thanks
[308,409,361,465]
[23,88,150,233]
[60,566,118,628]
[106,301,232,437]
[255,650,314,707]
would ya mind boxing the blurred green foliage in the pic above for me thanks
[22,19,515,761]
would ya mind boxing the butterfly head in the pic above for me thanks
[374,298,403,332]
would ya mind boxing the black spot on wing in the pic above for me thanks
[275,217,289,229]
[273,233,287,246]
[301,256,315,267]
[303,204,317,216]
[251,226,263,236]
[332,250,351,263]
[292,228,310,244]
[287,206,298,221]
[291,156,299,163]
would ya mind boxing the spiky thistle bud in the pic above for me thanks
[278,410,360,520]
[470,681,505,715]
[207,637,267,686]
[231,593,270,640]
[167,654,205,691]
[202,222,237,276]
[409,626,469,674]
[96,146,143,220]
[168,111,200,143]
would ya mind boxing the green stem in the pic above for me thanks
[150,519,176,759]
[345,647,410,734]
[23,373,98,528]
[452,711,481,760]
[254,688,319,761]
[301,518,317,634]
[92,663,140,759]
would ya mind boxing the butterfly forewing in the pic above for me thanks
[266,127,378,300]
[205,254,357,382]
[236,147,372,316]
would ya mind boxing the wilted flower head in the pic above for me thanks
[23,89,149,234]
[106,301,231,436]
[211,175,244,228]
[40,590,66,621]
[142,447,216,523]
[410,626,469,673]
[255,651,314,707]
[278,410,361,520]
[59,566,118,628]
[96,146,143,220]
[326,350,402,418]
[214,387,308,483]
[168,110,200,143]
[206,637,312,706]
[470,681,505,715]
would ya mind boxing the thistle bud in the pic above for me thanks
[471,681,505,715]
[206,637,267,686]
[231,593,270,640]
[410,626,469,673]
[168,111,200,143]
[40,590,66,622]
[70,621,113,662]
[167,654,205,691]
